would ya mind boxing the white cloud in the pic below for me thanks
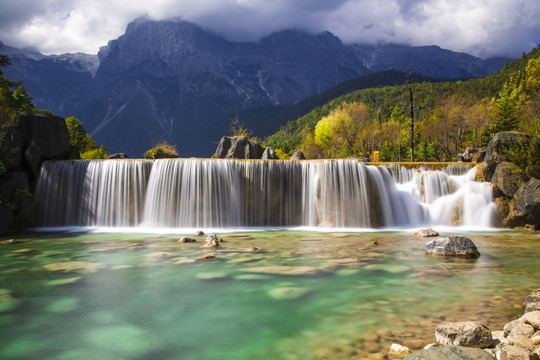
[0,0,538,58]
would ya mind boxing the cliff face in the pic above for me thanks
[3,19,507,157]
[0,112,75,235]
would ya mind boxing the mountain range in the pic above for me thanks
[2,18,508,157]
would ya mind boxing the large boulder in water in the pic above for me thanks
[492,161,526,198]
[504,178,540,230]
[213,136,264,159]
[424,235,480,258]
[435,321,493,348]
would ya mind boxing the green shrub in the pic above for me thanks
[502,137,540,181]
[143,142,178,159]
[0,129,18,177]
[81,146,109,159]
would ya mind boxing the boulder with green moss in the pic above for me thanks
[143,143,178,159]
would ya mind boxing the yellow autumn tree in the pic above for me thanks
[311,102,370,158]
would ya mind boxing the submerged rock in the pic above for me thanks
[404,345,495,360]
[242,266,323,276]
[196,272,228,280]
[0,288,18,312]
[435,321,493,348]
[43,261,105,273]
[268,286,310,300]
[146,252,178,259]
[179,237,196,243]
[46,276,83,286]
[414,228,439,237]
[425,236,480,258]
[364,264,411,273]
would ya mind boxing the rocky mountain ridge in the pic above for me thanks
[2,19,508,157]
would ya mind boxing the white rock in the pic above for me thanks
[389,343,411,357]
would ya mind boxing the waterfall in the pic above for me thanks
[34,160,152,227]
[33,159,495,230]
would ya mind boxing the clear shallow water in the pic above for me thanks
[0,230,539,360]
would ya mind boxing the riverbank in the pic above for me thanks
[392,288,540,359]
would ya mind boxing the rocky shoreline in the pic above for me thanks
[385,231,540,359]
[386,288,540,359]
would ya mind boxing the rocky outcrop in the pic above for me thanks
[5,112,73,178]
[485,132,539,181]
[457,147,486,163]
[201,233,222,248]
[435,322,493,348]
[290,151,306,160]
[492,162,525,198]
[483,132,540,230]
[261,147,278,160]
[504,179,540,229]
[526,289,540,313]
[0,112,74,235]
[424,235,480,258]
[213,136,265,159]
[106,153,129,159]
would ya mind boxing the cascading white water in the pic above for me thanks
[34,160,152,227]
[33,159,495,229]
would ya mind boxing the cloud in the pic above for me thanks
[0,0,538,58]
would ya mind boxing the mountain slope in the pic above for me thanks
[2,19,508,157]
[265,46,539,158]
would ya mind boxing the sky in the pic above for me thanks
[0,0,539,59]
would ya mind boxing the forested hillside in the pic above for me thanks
[265,46,540,161]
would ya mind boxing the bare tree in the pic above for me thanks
[406,64,416,162]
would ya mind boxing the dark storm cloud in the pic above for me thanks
[0,0,538,58]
